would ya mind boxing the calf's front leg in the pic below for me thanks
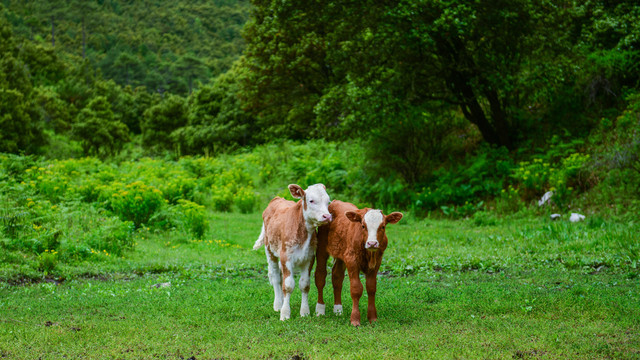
[347,266,363,326]
[280,260,294,321]
[314,246,328,316]
[299,258,313,317]
[365,272,378,323]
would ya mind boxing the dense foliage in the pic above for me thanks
[0,0,638,217]
[3,0,250,94]
[0,138,636,279]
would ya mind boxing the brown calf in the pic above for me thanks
[253,184,332,321]
[315,200,402,326]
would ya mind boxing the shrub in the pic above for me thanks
[176,199,208,239]
[158,175,197,204]
[495,186,525,215]
[108,181,165,227]
[211,184,234,212]
[235,186,257,214]
[84,217,135,257]
[414,146,513,213]
[38,249,58,273]
[512,150,590,210]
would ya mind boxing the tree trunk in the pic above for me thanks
[450,69,510,148]
[432,34,513,149]
[485,89,512,149]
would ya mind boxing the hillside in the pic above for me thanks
[2,0,250,94]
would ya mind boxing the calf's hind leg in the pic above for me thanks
[365,272,378,323]
[332,259,346,315]
[265,248,283,312]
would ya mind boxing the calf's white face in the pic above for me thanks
[289,183,332,226]
[363,210,384,250]
[345,209,403,251]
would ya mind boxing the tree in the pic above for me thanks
[141,94,188,152]
[241,0,335,140]
[110,51,145,87]
[72,96,130,157]
[174,53,209,95]
[0,13,44,153]
[174,62,256,155]
[241,0,584,149]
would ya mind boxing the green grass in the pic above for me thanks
[1,212,639,359]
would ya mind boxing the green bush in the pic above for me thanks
[414,146,513,213]
[176,199,208,239]
[37,249,58,273]
[211,184,234,212]
[472,210,498,226]
[158,175,197,204]
[107,181,166,227]
[84,217,135,257]
[235,186,257,214]
[495,186,525,215]
[512,150,590,210]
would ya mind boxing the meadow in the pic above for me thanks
[1,149,639,359]
[1,212,639,359]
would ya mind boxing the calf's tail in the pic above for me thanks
[252,223,265,250]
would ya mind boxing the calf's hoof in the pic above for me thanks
[300,306,310,317]
[280,307,291,321]
[273,299,283,312]
[333,304,343,315]
[315,303,326,316]
[350,313,361,326]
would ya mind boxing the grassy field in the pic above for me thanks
[1,212,639,359]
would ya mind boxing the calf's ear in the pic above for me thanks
[345,211,362,223]
[289,184,305,199]
[385,212,403,225]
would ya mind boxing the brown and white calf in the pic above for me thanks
[315,200,402,326]
[253,184,332,321]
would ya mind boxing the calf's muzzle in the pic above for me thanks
[365,241,379,250]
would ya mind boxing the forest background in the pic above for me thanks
[1,0,639,220]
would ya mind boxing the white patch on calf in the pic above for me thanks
[316,303,326,316]
[363,210,384,249]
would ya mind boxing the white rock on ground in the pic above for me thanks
[569,213,585,222]
[538,191,554,206]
